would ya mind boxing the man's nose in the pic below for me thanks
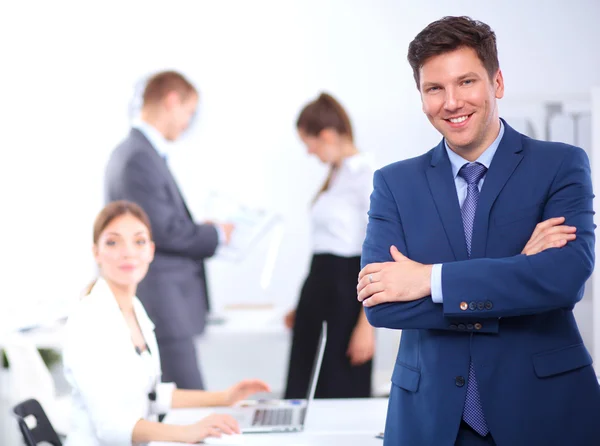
[444,88,464,112]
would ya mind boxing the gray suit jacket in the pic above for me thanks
[104,128,218,339]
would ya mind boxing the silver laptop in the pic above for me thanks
[233,320,328,433]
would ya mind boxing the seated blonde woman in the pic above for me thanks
[63,200,270,445]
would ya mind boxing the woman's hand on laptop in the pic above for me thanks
[182,413,240,442]
[222,379,271,406]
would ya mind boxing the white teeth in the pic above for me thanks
[449,116,468,123]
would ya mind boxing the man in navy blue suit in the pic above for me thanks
[357,16,600,446]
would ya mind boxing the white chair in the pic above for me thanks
[2,332,71,436]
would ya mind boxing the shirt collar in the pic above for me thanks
[342,152,370,173]
[445,120,505,179]
[132,118,170,159]
[89,277,155,331]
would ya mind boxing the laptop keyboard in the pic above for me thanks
[252,408,294,426]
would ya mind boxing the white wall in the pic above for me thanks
[1,0,599,326]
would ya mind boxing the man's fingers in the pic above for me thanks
[358,263,384,280]
[390,245,405,262]
[362,291,387,307]
[524,233,576,255]
[536,216,565,230]
[357,272,381,293]
[357,282,385,302]
[529,225,576,246]
[529,217,566,241]
[528,225,577,244]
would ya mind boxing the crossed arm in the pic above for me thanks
[357,148,594,330]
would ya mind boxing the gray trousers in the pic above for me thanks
[136,271,207,390]
[159,337,204,390]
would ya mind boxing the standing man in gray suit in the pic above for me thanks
[105,71,233,389]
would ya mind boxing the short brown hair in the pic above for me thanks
[407,16,499,89]
[296,93,354,142]
[142,71,197,105]
[93,200,152,244]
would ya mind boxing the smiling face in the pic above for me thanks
[419,46,504,160]
[93,213,155,289]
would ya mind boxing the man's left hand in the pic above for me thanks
[357,246,432,307]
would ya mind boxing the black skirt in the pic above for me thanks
[284,254,373,399]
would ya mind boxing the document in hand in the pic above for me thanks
[216,206,282,261]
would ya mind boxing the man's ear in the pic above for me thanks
[494,69,505,99]
[163,91,180,110]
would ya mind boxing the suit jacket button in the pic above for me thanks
[474,323,482,330]
[467,323,474,330]
[469,302,477,310]
[477,301,485,310]
[460,302,468,311]
[450,324,458,330]
[455,376,465,387]
[458,324,466,330]
[485,300,493,310]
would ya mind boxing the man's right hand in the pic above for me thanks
[284,309,296,329]
[521,217,576,256]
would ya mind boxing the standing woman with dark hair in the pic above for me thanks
[284,93,375,399]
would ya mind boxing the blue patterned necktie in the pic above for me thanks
[458,162,489,436]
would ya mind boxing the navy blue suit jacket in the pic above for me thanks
[362,121,600,445]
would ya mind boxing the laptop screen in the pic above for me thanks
[305,320,328,404]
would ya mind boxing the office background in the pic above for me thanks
[1,1,600,442]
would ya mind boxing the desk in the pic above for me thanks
[150,398,388,445]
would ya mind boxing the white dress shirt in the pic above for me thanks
[311,153,375,257]
[63,278,175,446]
[430,121,505,302]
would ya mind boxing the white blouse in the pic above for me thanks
[62,278,175,446]
[311,153,375,257]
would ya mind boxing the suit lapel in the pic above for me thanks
[426,142,469,261]
[132,129,194,221]
[470,121,524,259]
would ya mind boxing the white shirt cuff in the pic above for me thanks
[150,382,176,415]
[431,264,444,303]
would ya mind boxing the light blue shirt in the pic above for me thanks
[131,119,225,244]
[132,119,170,160]
[430,121,505,303]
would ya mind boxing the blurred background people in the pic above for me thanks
[284,93,375,399]
[104,71,234,389]
[63,200,269,445]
